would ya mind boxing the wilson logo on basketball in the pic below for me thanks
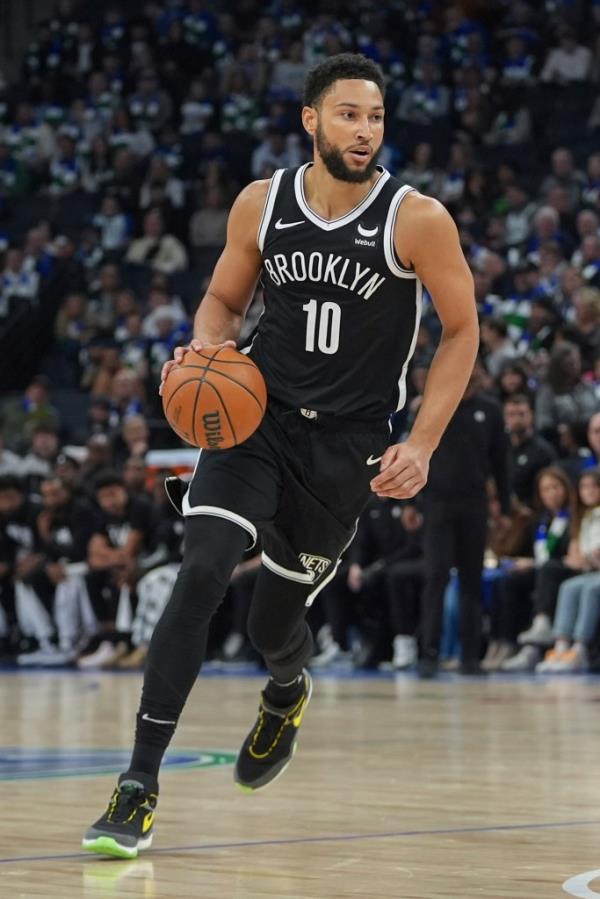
[298,553,331,576]
[202,410,224,447]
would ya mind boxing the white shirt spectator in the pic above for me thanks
[0,249,39,316]
[93,211,130,251]
[540,38,593,83]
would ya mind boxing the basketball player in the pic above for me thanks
[83,53,478,858]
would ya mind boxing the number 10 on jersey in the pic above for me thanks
[302,299,341,355]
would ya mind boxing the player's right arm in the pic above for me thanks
[160,180,268,392]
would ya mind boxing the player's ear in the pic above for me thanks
[302,105,317,137]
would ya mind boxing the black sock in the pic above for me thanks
[263,673,305,708]
[128,712,177,779]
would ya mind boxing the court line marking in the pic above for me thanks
[563,870,600,897]
[2,818,600,866]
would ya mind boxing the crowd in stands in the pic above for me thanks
[1,0,600,674]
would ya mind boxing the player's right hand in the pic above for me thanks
[159,338,236,395]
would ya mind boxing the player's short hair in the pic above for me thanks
[303,53,385,108]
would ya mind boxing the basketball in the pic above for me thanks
[161,346,267,449]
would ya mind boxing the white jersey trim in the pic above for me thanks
[257,169,285,252]
[383,185,417,279]
[261,552,315,584]
[396,279,423,411]
[182,498,258,547]
[294,163,391,231]
[305,519,359,607]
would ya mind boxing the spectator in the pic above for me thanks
[16,476,100,666]
[127,69,172,134]
[122,457,150,499]
[382,502,424,671]
[536,469,600,672]
[19,424,60,498]
[189,186,229,249]
[139,155,185,212]
[540,26,593,84]
[484,91,532,146]
[269,41,308,100]
[79,469,158,668]
[0,475,42,655]
[125,208,188,274]
[505,394,558,507]
[535,342,598,437]
[480,317,518,378]
[251,128,302,179]
[1,377,59,451]
[572,286,600,368]
[179,79,216,136]
[0,247,39,318]
[93,195,131,254]
[418,367,510,678]
[398,142,441,196]
[88,263,121,332]
[114,415,150,468]
[540,147,585,208]
[483,465,574,671]
[496,360,533,403]
[396,61,451,124]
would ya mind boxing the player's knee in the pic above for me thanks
[247,607,287,656]
[171,556,230,619]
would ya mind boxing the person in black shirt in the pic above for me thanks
[419,366,510,677]
[0,475,44,657]
[505,394,557,507]
[16,476,101,666]
[0,476,38,655]
[82,469,159,667]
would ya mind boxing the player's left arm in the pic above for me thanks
[371,194,479,499]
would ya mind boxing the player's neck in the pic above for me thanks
[303,159,381,222]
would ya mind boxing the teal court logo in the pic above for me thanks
[0,748,236,781]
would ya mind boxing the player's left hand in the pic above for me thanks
[370,441,431,499]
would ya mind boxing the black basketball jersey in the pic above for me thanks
[247,163,423,421]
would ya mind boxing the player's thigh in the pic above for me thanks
[184,425,282,544]
[247,564,313,645]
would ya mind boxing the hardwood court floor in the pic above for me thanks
[1,668,600,898]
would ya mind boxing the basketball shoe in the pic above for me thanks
[234,670,313,792]
[82,771,158,859]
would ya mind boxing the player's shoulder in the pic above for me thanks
[395,190,456,244]
[229,177,274,228]
[237,178,271,206]
[400,190,450,222]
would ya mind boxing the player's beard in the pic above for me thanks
[315,122,381,183]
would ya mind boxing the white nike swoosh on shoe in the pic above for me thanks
[357,224,379,237]
[142,713,176,725]
[366,455,383,466]
[274,218,305,229]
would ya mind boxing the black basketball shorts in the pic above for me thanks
[180,401,391,605]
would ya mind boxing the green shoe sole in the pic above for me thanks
[82,835,146,859]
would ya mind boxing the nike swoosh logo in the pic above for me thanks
[142,811,154,833]
[357,224,379,237]
[293,698,309,727]
[366,455,383,466]
[142,713,176,725]
[274,218,305,229]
